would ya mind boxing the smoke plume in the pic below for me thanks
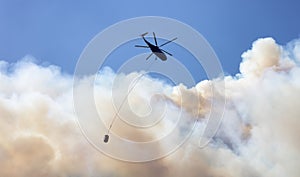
[0,37,299,177]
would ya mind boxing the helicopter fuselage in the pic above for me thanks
[142,37,167,61]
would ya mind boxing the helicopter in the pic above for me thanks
[103,32,177,144]
[135,32,177,61]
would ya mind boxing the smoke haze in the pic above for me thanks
[0,37,299,176]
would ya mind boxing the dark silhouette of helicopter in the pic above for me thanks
[135,32,177,61]
[102,33,177,144]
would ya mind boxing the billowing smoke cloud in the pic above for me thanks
[0,37,300,177]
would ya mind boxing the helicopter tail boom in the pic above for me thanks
[140,32,148,37]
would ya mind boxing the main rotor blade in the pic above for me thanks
[161,49,173,56]
[153,32,158,46]
[135,45,149,48]
[146,53,153,60]
[159,37,177,47]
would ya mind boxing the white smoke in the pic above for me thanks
[0,38,300,177]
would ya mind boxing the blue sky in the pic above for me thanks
[1,0,300,77]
